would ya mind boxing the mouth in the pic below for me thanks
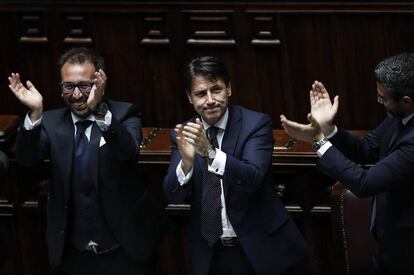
[71,102,87,111]
[204,106,219,112]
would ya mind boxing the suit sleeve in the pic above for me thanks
[224,115,274,194]
[318,138,414,197]
[163,129,192,204]
[16,123,50,167]
[329,118,392,164]
[101,104,142,161]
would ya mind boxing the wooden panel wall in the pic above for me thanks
[2,2,414,129]
[1,1,414,275]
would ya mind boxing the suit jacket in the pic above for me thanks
[16,100,165,266]
[318,115,414,273]
[163,105,307,275]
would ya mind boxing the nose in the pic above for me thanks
[206,91,214,104]
[72,87,83,100]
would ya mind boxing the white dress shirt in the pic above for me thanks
[23,110,113,140]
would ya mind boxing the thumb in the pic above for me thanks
[195,118,203,125]
[332,95,339,113]
[307,113,319,127]
[26,80,36,91]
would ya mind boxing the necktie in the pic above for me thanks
[201,126,223,246]
[73,120,93,184]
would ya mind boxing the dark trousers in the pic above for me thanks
[52,245,154,275]
[208,242,256,275]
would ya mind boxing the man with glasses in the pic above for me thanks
[281,53,414,274]
[8,47,166,275]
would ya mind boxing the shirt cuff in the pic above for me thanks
[23,113,42,130]
[325,125,338,139]
[317,141,333,157]
[95,110,112,132]
[176,159,194,186]
[208,148,226,176]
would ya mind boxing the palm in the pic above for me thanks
[311,97,335,125]
[177,136,195,160]
[280,114,322,143]
[175,127,195,161]
[8,73,43,111]
[310,81,338,129]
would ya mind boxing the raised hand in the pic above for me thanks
[175,124,196,175]
[87,69,107,110]
[8,73,43,121]
[280,113,324,143]
[310,81,339,135]
[182,118,211,157]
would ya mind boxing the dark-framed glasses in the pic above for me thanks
[61,81,94,95]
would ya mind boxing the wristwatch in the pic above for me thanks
[312,137,328,151]
[207,146,216,161]
[92,102,109,119]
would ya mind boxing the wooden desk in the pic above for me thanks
[0,122,370,275]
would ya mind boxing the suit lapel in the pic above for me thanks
[55,112,75,204]
[221,106,241,198]
[89,122,101,192]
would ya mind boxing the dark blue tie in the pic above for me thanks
[201,126,223,246]
[73,120,93,184]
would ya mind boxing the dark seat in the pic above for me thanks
[330,182,376,275]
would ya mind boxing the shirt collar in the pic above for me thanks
[402,113,414,125]
[202,108,229,131]
[71,112,95,125]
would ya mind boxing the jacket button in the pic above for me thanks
[60,230,65,234]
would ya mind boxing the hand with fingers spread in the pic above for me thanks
[8,72,43,122]
[280,113,324,143]
[182,118,211,157]
[310,81,339,135]
[87,69,107,111]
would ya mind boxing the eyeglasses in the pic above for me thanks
[61,81,94,95]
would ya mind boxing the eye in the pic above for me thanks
[211,86,223,93]
[194,91,206,97]
[63,84,76,90]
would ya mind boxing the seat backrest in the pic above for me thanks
[330,182,376,275]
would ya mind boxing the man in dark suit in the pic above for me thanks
[281,53,414,274]
[8,47,165,275]
[164,56,307,275]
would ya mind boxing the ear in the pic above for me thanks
[227,82,232,97]
[187,92,193,104]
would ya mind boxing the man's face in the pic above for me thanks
[376,82,405,117]
[61,61,95,118]
[187,76,231,125]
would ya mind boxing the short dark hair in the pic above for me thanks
[184,56,230,93]
[374,52,414,100]
[58,47,105,73]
